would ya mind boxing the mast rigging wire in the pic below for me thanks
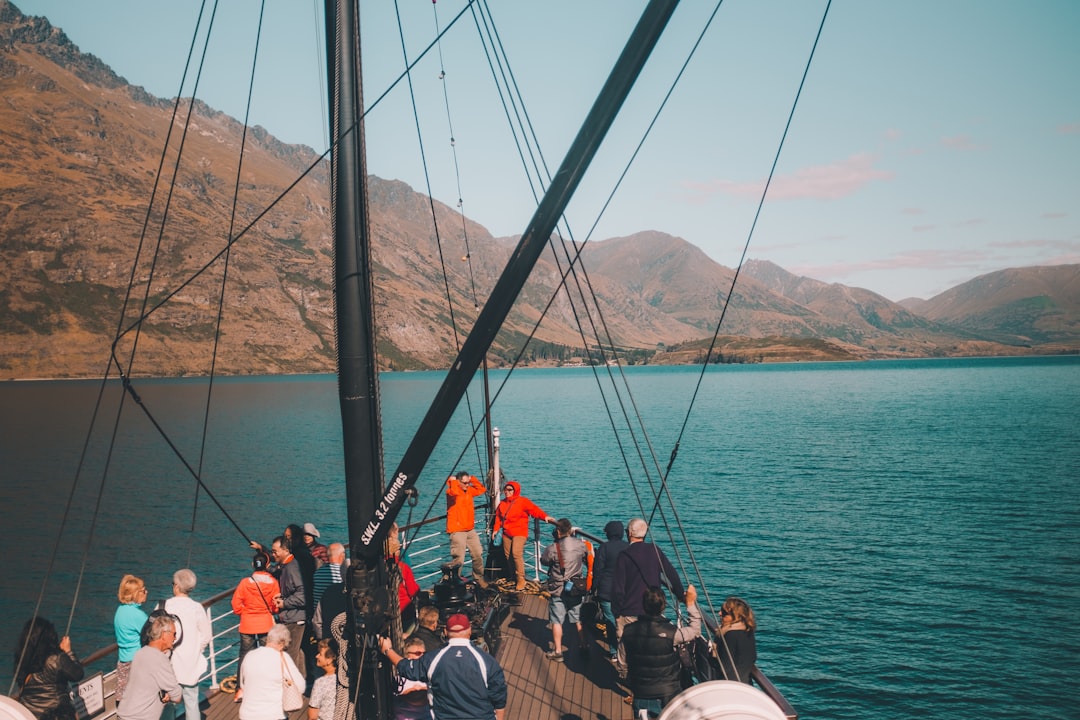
[39,0,221,662]
[388,0,488,492]
[184,0,271,566]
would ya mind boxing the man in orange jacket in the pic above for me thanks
[492,480,554,591]
[446,471,488,587]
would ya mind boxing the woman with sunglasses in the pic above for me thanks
[716,596,757,684]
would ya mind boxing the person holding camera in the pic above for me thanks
[540,518,588,662]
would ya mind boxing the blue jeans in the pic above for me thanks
[180,684,200,720]
[599,599,617,655]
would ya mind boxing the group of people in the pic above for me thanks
[235,521,348,720]
[12,569,216,720]
[441,473,761,719]
[446,471,554,592]
[12,478,758,720]
[378,610,507,720]
[364,470,532,720]
[541,515,758,719]
[108,571,212,720]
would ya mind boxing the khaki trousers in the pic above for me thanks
[450,529,485,577]
[502,534,527,584]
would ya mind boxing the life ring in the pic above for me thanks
[658,680,788,720]
[0,696,36,720]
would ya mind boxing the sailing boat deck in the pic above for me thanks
[495,593,630,719]
[200,591,631,720]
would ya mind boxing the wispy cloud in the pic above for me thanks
[793,239,1080,288]
[987,238,1078,251]
[1041,212,1068,219]
[901,207,924,216]
[683,153,893,203]
[790,248,992,279]
[912,224,937,233]
[940,134,984,151]
[1057,123,1080,135]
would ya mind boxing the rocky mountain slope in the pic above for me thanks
[907,265,1080,348]
[1,2,1076,378]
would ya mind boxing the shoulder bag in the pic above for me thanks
[281,651,304,712]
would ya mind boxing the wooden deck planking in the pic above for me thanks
[201,591,631,720]
[496,593,631,720]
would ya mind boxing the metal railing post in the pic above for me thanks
[206,604,219,690]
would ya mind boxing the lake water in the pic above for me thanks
[2,357,1078,718]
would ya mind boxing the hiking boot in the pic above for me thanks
[474,576,489,589]
[544,649,564,663]
[515,578,526,591]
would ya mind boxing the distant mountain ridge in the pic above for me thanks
[1,1,1077,378]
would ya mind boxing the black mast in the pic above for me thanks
[355,0,682,560]
[326,0,394,717]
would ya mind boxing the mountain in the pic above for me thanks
[741,259,976,354]
[913,265,1080,348]
[1,2,1077,379]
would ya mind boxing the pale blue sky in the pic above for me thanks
[14,0,1080,301]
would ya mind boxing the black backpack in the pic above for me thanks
[677,635,718,688]
[140,601,184,649]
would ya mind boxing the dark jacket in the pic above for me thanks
[612,541,685,617]
[18,651,85,720]
[313,582,347,640]
[410,624,445,653]
[716,628,757,683]
[397,638,507,720]
[276,555,307,624]
[592,521,629,601]
[621,615,683,701]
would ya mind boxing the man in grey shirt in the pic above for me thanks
[540,518,588,662]
[118,615,181,720]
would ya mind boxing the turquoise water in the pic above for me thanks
[2,357,1078,717]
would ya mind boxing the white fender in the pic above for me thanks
[0,697,36,720]
[658,680,789,720]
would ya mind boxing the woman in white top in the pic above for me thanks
[239,624,303,720]
[164,569,212,720]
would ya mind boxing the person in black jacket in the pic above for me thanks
[13,617,85,720]
[408,606,446,653]
[591,520,629,662]
[717,596,757,683]
[621,585,700,719]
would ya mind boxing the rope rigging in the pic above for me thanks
[14,0,833,698]
[404,0,832,655]
[389,0,491,491]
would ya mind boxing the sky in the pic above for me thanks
[12,0,1080,301]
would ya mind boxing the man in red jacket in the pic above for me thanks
[446,471,489,587]
[492,480,553,591]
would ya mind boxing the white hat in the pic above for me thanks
[303,522,320,538]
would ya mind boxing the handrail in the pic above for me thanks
[79,589,235,669]
[751,666,798,719]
